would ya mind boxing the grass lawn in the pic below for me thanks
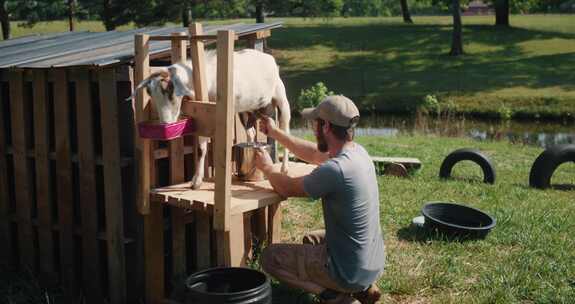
[4,15,575,118]
[1,134,574,303]
[275,134,575,303]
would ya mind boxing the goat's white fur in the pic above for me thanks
[130,49,291,189]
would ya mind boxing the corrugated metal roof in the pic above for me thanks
[0,22,282,69]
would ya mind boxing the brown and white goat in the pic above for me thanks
[129,49,291,189]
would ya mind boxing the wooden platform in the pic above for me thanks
[372,156,422,176]
[151,162,316,214]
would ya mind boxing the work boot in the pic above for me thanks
[319,289,359,304]
[351,284,381,304]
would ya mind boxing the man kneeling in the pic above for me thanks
[254,96,385,304]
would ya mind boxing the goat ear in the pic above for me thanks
[169,66,194,98]
[125,76,153,101]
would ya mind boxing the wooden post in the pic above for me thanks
[214,30,235,266]
[135,34,151,215]
[135,33,165,304]
[74,69,103,303]
[0,81,13,267]
[8,70,35,271]
[32,71,56,284]
[189,23,212,270]
[189,23,212,180]
[99,68,127,304]
[268,203,282,245]
[170,32,187,281]
[53,69,77,300]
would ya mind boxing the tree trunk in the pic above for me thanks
[400,0,413,24]
[495,0,509,26]
[0,0,10,40]
[182,1,192,27]
[449,0,464,56]
[68,0,76,31]
[255,1,265,23]
[102,0,115,31]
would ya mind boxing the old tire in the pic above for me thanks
[439,148,496,184]
[529,144,575,189]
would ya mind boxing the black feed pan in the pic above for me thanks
[422,202,496,239]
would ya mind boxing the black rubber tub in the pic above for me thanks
[185,267,271,304]
[422,202,496,239]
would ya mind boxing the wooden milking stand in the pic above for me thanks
[133,23,310,303]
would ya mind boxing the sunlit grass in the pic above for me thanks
[279,134,575,303]
[5,15,574,118]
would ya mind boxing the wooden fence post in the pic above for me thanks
[99,68,128,304]
[189,23,212,270]
[74,69,104,303]
[214,30,235,266]
[170,32,187,282]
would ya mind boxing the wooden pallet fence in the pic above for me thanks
[0,68,139,303]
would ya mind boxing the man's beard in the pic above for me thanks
[316,129,328,152]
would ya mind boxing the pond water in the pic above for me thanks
[290,114,575,148]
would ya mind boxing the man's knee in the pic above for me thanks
[260,245,278,275]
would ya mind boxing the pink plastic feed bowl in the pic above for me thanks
[138,118,194,140]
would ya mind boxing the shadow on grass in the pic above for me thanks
[396,225,490,243]
[513,183,575,191]
[269,21,575,111]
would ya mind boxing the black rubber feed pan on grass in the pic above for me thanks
[422,202,496,239]
[185,267,271,304]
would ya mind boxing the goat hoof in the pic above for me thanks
[191,181,203,190]
[280,165,289,175]
[191,176,203,190]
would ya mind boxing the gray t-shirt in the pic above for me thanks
[303,143,385,291]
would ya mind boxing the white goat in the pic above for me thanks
[130,49,291,189]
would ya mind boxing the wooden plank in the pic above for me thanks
[253,208,267,247]
[75,69,103,303]
[9,70,35,271]
[99,69,127,304]
[229,213,245,267]
[188,24,209,102]
[180,100,216,137]
[243,30,271,41]
[32,70,57,283]
[170,32,187,282]
[153,145,194,160]
[195,212,211,270]
[213,31,235,241]
[189,23,213,270]
[0,79,14,267]
[144,198,164,303]
[214,29,236,266]
[267,203,282,244]
[53,69,77,298]
[134,34,151,215]
[243,212,253,264]
[138,27,161,298]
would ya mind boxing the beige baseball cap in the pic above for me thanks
[301,95,360,128]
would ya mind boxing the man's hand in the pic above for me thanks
[259,116,279,138]
[254,147,274,174]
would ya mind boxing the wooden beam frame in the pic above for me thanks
[214,30,235,266]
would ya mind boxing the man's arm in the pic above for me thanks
[260,117,328,165]
[261,165,307,198]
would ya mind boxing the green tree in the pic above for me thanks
[0,0,9,39]
[68,0,77,31]
[432,0,465,55]
[400,0,414,23]
[449,0,463,55]
[494,0,510,26]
